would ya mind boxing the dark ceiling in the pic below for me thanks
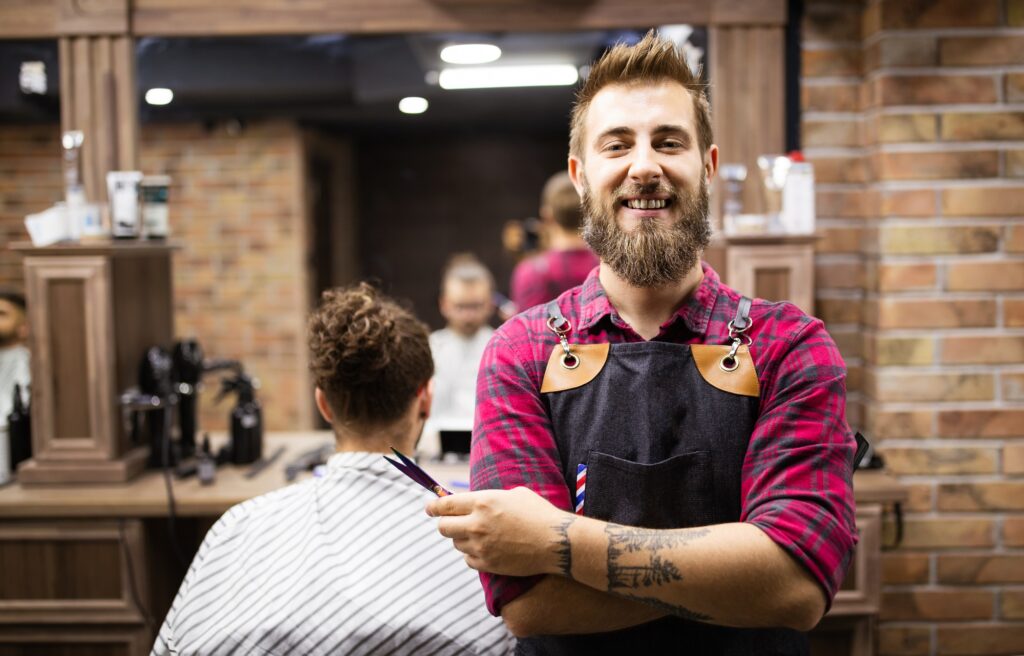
[0,28,706,134]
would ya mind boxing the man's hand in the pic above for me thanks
[426,487,569,577]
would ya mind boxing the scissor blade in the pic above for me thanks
[386,448,453,496]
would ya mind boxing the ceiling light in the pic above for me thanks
[145,88,174,105]
[439,43,501,65]
[438,65,578,90]
[399,96,429,114]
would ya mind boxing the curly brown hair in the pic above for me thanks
[308,282,434,427]
[569,30,712,162]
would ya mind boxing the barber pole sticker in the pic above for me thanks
[575,464,587,515]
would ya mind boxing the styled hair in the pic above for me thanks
[440,253,494,296]
[568,31,712,161]
[541,171,583,231]
[0,289,26,311]
[308,282,433,427]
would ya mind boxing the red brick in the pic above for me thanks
[940,36,1024,66]
[803,83,861,112]
[948,262,1024,291]
[803,4,863,42]
[877,114,938,143]
[803,47,862,77]
[818,225,863,253]
[879,626,931,656]
[872,299,996,329]
[881,189,936,217]
[942,336,1024,364]
[869,371,993,402]
[870,336,934,366]
[876,263,937,291]
[939,482,1024,511]
[865,409,934,439]
[802,119,862,148]
[1009,73,1024,102]
[866,35,938,70]
[1007,225,1024,252]
[882,447,996,475]
[1008,150,1024,178]
[877,74,996,106]
[1007,300,1024,327]
[816,297,862,325]
[938,410,1024,438]
[879,225,1000,255]
[1004,591,1024,620]
[936,624,1024,655]
[1013,0,1024,27]
[903,483,935,513]
[942,113,1024,141]
[877,151,998,182]
[882,589,993,621]
[816,261,865,289]
[816,189,874,218]
[878,0,999,29]
[1004,373,1024,402]
[882,553,930,585]
[938,555,1024,584]
[902,518,994,549]
[1007,517,1024,546]
[813,156,868,184]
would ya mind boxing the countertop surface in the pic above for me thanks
[0,431,904,518]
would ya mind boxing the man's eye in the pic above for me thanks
[604,142,627,152]
[659,140,683,149]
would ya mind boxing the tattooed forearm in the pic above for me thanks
[623,594,713,623]
[551,516,577,579]
[604,524,714,621]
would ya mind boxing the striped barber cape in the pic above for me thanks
[152,451,513,656]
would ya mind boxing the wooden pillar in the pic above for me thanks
[708,25,786,216]
[57,0,137,204]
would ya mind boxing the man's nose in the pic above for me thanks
[627,143,662,185]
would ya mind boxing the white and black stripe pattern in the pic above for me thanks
[152,452,513,656]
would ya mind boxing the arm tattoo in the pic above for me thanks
[605,524,712,621]
[552,516,577,579]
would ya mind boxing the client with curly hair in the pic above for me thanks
[153,283,512,655]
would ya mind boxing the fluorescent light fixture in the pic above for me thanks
[439,65,578,90]
[440,43,502,65]
[145,88,174,105]
[399,96,429,114]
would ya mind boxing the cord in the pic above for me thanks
[161,407,189,569]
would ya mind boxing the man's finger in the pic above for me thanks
[437,515,473,540]
[425,491,478,517]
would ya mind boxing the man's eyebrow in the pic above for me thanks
[653,125,692,145]
[594,126,634,142]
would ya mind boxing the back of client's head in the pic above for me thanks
[308,283,434,438]
[541,171,583,231]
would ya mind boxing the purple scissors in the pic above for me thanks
[383,447,453,497]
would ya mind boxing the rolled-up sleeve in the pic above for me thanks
[470,326,571,615]
[740,317,859,606]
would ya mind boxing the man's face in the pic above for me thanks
[569,80,718,288]
[440,279,494,336]
[0,299,26,348]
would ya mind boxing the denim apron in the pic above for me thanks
[515,299,809,655]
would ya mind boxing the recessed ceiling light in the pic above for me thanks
[399,96,429,114]
[145,88,174,105]
[438,65,578,90]
[440,43,502,65]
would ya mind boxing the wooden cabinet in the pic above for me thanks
[13,243,175,484]
[705,234,818,315]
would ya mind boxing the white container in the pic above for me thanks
[782,161,816,235]
[107,170,144,239]
[140,175,171,239]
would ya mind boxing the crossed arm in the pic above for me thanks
[426,487,826,637]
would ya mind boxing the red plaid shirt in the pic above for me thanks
[510,248,600,313]
[470,263,858,616]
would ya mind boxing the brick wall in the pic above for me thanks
[0,120,311,432]
[804,1,1024,654]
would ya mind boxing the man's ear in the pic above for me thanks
[418,378,434,420]
[567,157,586,197]
[704,144,719,183]
[314,387,334,424]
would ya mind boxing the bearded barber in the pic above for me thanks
[427,31,857,655]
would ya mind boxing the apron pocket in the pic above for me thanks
[585,450,716,529]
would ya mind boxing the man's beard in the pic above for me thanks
[581,176,711,288]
